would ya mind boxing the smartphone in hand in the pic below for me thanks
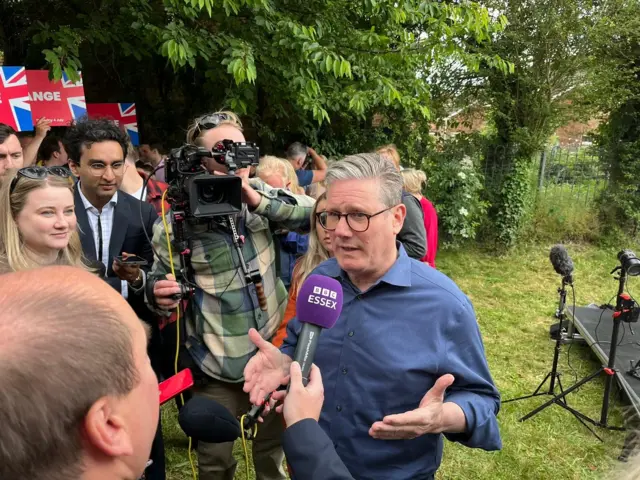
[114,254,148,266]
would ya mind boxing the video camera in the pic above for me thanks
[165,140,260,218]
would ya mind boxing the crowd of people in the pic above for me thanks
[0,111,506,480]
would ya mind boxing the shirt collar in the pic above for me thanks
[323,242,413,289]
[78,183,118,212]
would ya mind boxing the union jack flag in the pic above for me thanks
[62,72,84,88]
[0,66,34,131]
[87,102,139,145]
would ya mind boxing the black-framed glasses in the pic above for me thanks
[10,166,71,193]
[194,113,232,137]
[316,206,394,233]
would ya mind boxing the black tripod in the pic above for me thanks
[505,276,571,404]
[503,276,601,435]
[518,267,629,440]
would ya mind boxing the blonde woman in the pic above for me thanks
[401,168,439,268]
[256,155,305,195]
[0,166,85,273]
[257,155,310,289]
[273,192,332,347]
[376,143,402,170]
[280,157,305,195]
[256,155,288,189]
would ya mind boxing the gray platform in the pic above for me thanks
[567,305,640,416]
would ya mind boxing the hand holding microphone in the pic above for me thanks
[273,361,325,426]
[243,274,343,406]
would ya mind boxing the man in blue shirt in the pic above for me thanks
[286,142,327,188]
[244,153,501,479]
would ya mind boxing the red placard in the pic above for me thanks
[87,103,139,145]
[26,70,86,126]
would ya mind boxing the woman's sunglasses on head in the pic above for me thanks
[10,166,71,194]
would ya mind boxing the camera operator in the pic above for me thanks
[149,111,314,480]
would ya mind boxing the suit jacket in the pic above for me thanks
[74,188,158,318]
[283,419,354,480]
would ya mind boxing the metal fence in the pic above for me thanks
[536,147,608,206]
[481,146,608,209]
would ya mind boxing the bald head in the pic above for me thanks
[0,266,143,480]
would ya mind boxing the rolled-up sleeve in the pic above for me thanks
[441,301,502,450]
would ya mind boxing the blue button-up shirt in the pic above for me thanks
[281,244,501,480]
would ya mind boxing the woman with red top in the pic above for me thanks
[401,168,439,268]
[272,192,333,348]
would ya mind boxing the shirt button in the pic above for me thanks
[342,368,348,375]
[336,405,342,412]
[348,331,354,337]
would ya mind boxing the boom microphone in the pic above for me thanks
[292,274,344,386]
[550,244,574,282]
[178,396,241,443]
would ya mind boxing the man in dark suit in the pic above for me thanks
[63,118,164,480]
[275,362,354,480]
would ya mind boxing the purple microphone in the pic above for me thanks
[292,274,344,387]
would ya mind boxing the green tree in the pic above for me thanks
[1,0,508,156]
[440,0,601,248]
[586,0,640,235]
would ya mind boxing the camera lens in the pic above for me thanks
[619,250,640,276]
[200,185,223,204]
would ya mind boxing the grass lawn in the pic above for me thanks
[162,242,636,479]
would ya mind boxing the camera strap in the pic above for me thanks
[226,215,268,311]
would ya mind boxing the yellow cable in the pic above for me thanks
[239,415,258,480]
[161,190,197,480]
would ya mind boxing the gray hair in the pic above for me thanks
[325,153,403,208]
[286,142,307,160]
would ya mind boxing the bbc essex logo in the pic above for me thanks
[308,286,339,309]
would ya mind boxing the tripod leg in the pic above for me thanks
[557,403,604,441]
[520,368,603,422]
[503,373,552,403]
[556,374,568,406]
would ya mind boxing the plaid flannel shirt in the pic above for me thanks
[149,180,314,383]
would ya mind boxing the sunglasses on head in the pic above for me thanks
[10,166,71,194]
[193,113,232,138]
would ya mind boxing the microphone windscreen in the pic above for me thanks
[550,244,574,277]
[295,274,343,329]
[178,396,241,444]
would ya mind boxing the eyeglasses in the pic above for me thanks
[10,166,71,193]
[316,206,394,233]
[194,113,232,138]
[87,161,127,177]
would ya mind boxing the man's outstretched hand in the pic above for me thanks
[369,374,465,440]
[243,328,290,405]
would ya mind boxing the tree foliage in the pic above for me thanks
[1,0,509,156]
[588,0,640,235]
[472,0,601,248]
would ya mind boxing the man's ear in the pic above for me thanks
[83,397,133,458]
[392,203,406,235]
[69,161,80,178]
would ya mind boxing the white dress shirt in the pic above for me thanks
[77,185,129,299]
